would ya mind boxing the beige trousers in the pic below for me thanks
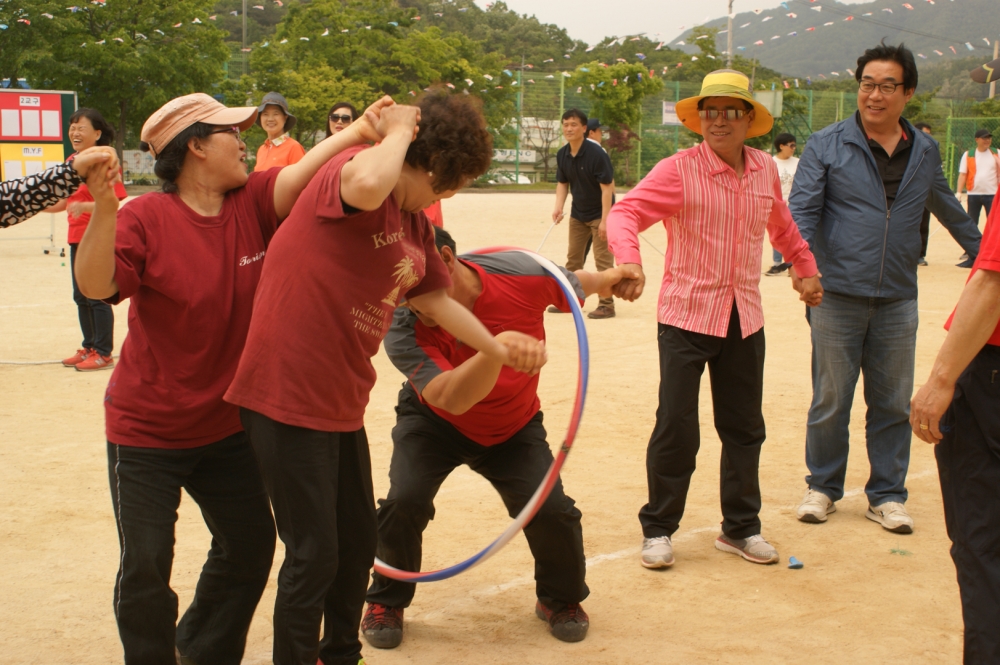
[566,217,615,309]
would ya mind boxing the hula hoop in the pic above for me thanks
[373,247,590,583]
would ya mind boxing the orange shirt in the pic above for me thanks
[253,134,306,172]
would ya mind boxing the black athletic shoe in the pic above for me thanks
[535,601,589,642]
[764,262,791,276]
[361,603,403,649]
[957,258,975,268]
[917,257,928,266]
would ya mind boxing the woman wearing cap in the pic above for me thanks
[606,69,822,570]
[225,92,546,665]
[254,91,306,172]
[73,91,393,665]
[326,101,359,137]
[44,108,128,372]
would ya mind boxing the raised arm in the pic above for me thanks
[74,161,123,299]
[337,104,423,212]
[2,147,117,228]
[272,96,395,218]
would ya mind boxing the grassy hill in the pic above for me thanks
[678,0,995,91]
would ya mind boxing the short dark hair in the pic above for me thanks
[140,122,214,194]
[856,40,918,91]
[433,226,456,255]
[405,92,493,194]
[914,121,932,132]
[68,108,115,147]
[773,133,797,151]
[325,101,360,138]
[697,97,754,112]
[561,108,588,126]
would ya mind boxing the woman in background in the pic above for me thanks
[254,92,306,172]
[326,101,359,137]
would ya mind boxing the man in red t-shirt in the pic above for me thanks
[361,228,636,648]
[910,200,1000,662]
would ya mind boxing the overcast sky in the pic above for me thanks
[476,0,871,45]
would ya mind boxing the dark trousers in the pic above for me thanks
[70,242,114,356]
[367,388,588,612]
[240,408,377,665]
[107,433,276,665]
[639,305,766,540]
[936,344,1000,664]
[967,194,994,226]
[920,208,931,257]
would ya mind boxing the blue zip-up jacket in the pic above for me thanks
[789,112,981,300]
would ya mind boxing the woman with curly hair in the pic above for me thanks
[225,93,547,665]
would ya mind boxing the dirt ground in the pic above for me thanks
[0,192,978,664]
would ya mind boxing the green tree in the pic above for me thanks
[26,0,229,155]
[571,61,662,183]
[0,0,58,83]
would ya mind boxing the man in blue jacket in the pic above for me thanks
[789,42,982,533]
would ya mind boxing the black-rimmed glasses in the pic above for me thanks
[209,125,242,141]
[329,113,353,124]
[859,80,903,95]
[698,109,749,121]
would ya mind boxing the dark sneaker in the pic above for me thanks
[587,305,615,319]
[361,603,403,649]
[547,305,567,314]
[535,601,589,642]
[957,257,975,268]
[917,257,928,266]
[764,262,791,276]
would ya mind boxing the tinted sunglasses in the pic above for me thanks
[329,113,353,123]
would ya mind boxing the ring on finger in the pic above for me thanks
[919,424,929,430]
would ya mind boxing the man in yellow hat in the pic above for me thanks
[606,69,823,568]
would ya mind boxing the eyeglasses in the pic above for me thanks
[859,80,902,95]
[329,114,353,124]
[209,125,242,141]
[698,109,749,121]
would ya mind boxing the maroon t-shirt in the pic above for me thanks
[104,169,281,448]
[384,253,583,446]
[225,145,452,432]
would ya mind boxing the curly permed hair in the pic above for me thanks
[405,92,493,193]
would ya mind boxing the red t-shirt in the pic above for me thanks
[225,145,452,432]
[384,253,584,446]
[104,169,281,448]
[65,152,128,244]
[946,200,1000,346]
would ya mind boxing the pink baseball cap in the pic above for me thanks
[141,93,257,157]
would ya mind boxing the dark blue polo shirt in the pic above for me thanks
[556,139,614,223]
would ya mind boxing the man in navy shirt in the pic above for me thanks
[552,109,617,319]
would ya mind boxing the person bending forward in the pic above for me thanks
[362,227,636,648]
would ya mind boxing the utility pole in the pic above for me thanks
[515,55,524,183]
[558,70,566,149]
[991,37,999,99]
[242,0,248,76]
[727,0,734,68]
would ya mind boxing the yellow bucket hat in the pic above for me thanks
[675,69,774,139]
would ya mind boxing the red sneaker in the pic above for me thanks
[535,601,589,642]
[361,602,403,649]
[62,348,90,367]
[76,351,115,372]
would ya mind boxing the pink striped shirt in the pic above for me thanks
[607,142,818,339]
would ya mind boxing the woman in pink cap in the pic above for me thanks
[73,91,393,665]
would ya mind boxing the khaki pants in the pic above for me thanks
[566,217,615,309]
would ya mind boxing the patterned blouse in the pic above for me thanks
[1,163,82,229]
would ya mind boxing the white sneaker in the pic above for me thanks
[641,536,675,569]
[714,533,779,564]
[866,502,914,534]
[797,489,836,523]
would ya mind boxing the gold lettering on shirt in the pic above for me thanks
[372,229,406,249]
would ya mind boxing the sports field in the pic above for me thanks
[0,192,973,663]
